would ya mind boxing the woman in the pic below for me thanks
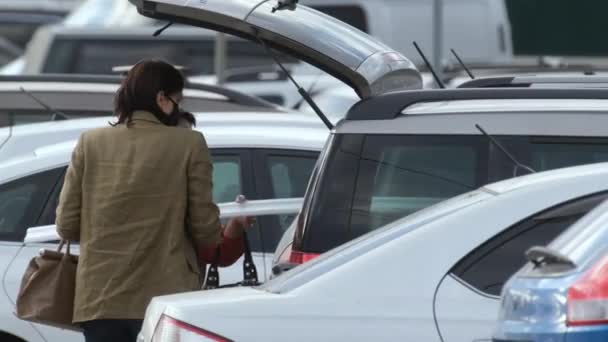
[56,60,249,342]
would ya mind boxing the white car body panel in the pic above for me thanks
[0,114,325,342]
[1,111,325,166]
[140,163,608,342]
[24,198,304,244]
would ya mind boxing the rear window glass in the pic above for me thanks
[43,38,295,75]
[299,134,608,253]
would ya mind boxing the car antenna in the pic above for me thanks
[254,33,333,130]
[413,41,445,89]
[19,87,69,121]
[450,48,475,79]
[475,124,536,176]
[153,22,173,37]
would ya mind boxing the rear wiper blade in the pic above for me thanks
[526,246,576,269]
[19,87,69,121]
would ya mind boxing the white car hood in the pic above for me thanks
[127,0,422,98]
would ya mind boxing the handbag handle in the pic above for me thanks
[203,230,259,289]
[57,240,71,256]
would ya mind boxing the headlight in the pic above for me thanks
[152,314,232,342]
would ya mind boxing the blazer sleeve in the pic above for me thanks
[198,229,245,267]
[56,134,85,241]
[187,133,222,247]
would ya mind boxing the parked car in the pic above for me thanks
[299,0,513,65]
[138,162,608,342]
[17,25,297,75]
[495,198,608,342]
[0,74,282,160]
[0,111,326,342]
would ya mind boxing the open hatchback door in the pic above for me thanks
[127,0,422,98]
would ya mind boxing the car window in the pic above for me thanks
[489,137,608,182]
[451,192,608,296]
[267,154,317,230]
[43,38,295,75]
[299,134,608,254]
[0,168,63,241]
[211,155,242,204]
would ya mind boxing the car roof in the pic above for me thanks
[344,88,608,121]
[337,88,608,135]
[458,75,608,89]
[0,74,282,112]
[0,112,328,182]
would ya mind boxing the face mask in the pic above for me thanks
[165,96,182,126]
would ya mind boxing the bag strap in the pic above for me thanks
[241,230,259,286]
[203,248,221,290]
[203,230,259,289]
[57,240,71,255]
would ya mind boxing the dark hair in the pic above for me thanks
[180,111,196,127]
[112,59,185,126]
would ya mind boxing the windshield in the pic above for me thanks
[296,134,608,253]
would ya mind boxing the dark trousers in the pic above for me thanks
[81,319,144,342]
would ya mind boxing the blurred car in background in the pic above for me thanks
[299,0,513,65]
[0,74,283,160]
[16,25,295,75]
[496,198,608,342]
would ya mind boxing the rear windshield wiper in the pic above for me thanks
[526,246,576,269]
[20,87,69,121]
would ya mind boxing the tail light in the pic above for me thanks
[567,255,608,326]
[152,314,232,342]
[289,250,320,264]
[276,244,320,265]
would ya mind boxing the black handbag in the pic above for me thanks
[203,231,260,289]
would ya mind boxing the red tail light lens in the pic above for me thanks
[152,314,232,342]
[277,245,320,265]
[567,255,608,326]
[288,250,320,264]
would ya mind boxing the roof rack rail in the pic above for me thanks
[458,75,608,89]
[345,88,608,121]
[0,74,275,108]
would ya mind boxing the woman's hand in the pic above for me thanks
[223,216,255,239]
